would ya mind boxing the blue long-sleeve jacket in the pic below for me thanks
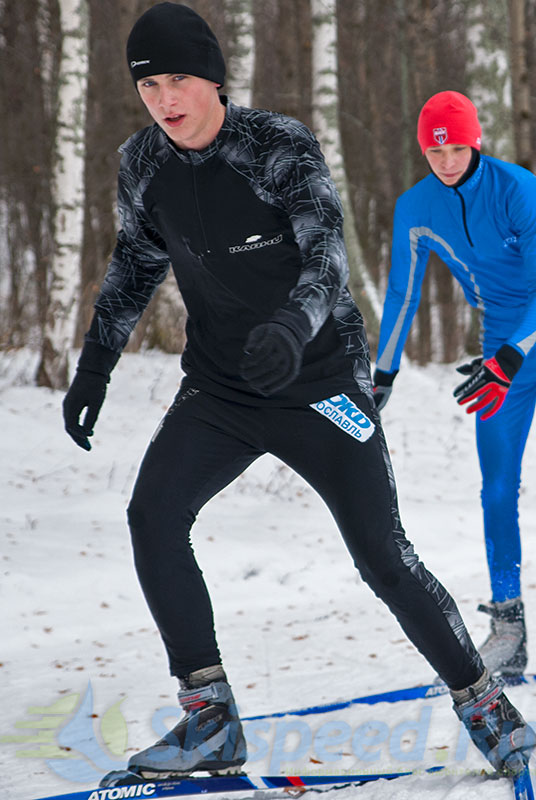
[376,154,536,372]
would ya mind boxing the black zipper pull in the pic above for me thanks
[454,187,474,248]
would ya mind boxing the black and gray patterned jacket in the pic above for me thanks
[86,99,371,405]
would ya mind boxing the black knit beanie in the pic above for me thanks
[127,2,226,86]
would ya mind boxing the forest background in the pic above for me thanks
[1,0,534,389]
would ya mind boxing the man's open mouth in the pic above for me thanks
[165,114,185,126]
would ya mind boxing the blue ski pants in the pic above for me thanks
[476,347,536,602]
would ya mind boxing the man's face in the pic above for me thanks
[137,73,225,150]
[424,144,473,186]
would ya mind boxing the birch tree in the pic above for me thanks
[465,0,515,161]
[223,0,254,108]
[310,0,380,336]
[36,0,89,389]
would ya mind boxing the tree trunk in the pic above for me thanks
[223,0,254,108]
[310,0,380,341]
[509,0,532,170]
[36,0,89,389]
[0,0,59,352]
[465,0,515,161]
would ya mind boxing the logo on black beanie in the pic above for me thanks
[127,2,226,86]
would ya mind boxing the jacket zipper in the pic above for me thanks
[454,188,474,247]
[185,153,261,314]
[189,155,211,255]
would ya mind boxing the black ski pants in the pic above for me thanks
[127,385,483,690]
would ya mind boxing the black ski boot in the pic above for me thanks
[478,597,527,680]
[127,666,247,779]
[451,668,535,776]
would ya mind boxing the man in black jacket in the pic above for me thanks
[63,2,533,783]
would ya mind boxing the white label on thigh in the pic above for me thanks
[310,394,375,442]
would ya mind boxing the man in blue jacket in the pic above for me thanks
[374,90,536,680]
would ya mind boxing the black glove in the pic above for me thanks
[241,321,308,396]
[63,370,108,451]
[453,344,523,421]
[372,368,398,411]
[63,340,120,450]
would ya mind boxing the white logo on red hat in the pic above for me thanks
[433,126,448,145]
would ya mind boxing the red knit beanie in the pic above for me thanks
[417,91,482,154]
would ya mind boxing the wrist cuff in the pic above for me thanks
[373,368,398,387]
[494,344,523,381]
[78,340,121,378]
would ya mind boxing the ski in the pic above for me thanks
[32,766,446,800]
[30,764,535,800]
[514,766,535,800]
[243,673,536,721]
[27,676,535,800]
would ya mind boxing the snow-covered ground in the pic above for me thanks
[2,349,536,800]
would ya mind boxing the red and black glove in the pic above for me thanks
[453,344,523,421]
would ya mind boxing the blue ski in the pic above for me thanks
[32,767,446,800]
[243,673,536,721]
[28,675,535,800]
[514,766,535,800]
[31,764,534,800]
